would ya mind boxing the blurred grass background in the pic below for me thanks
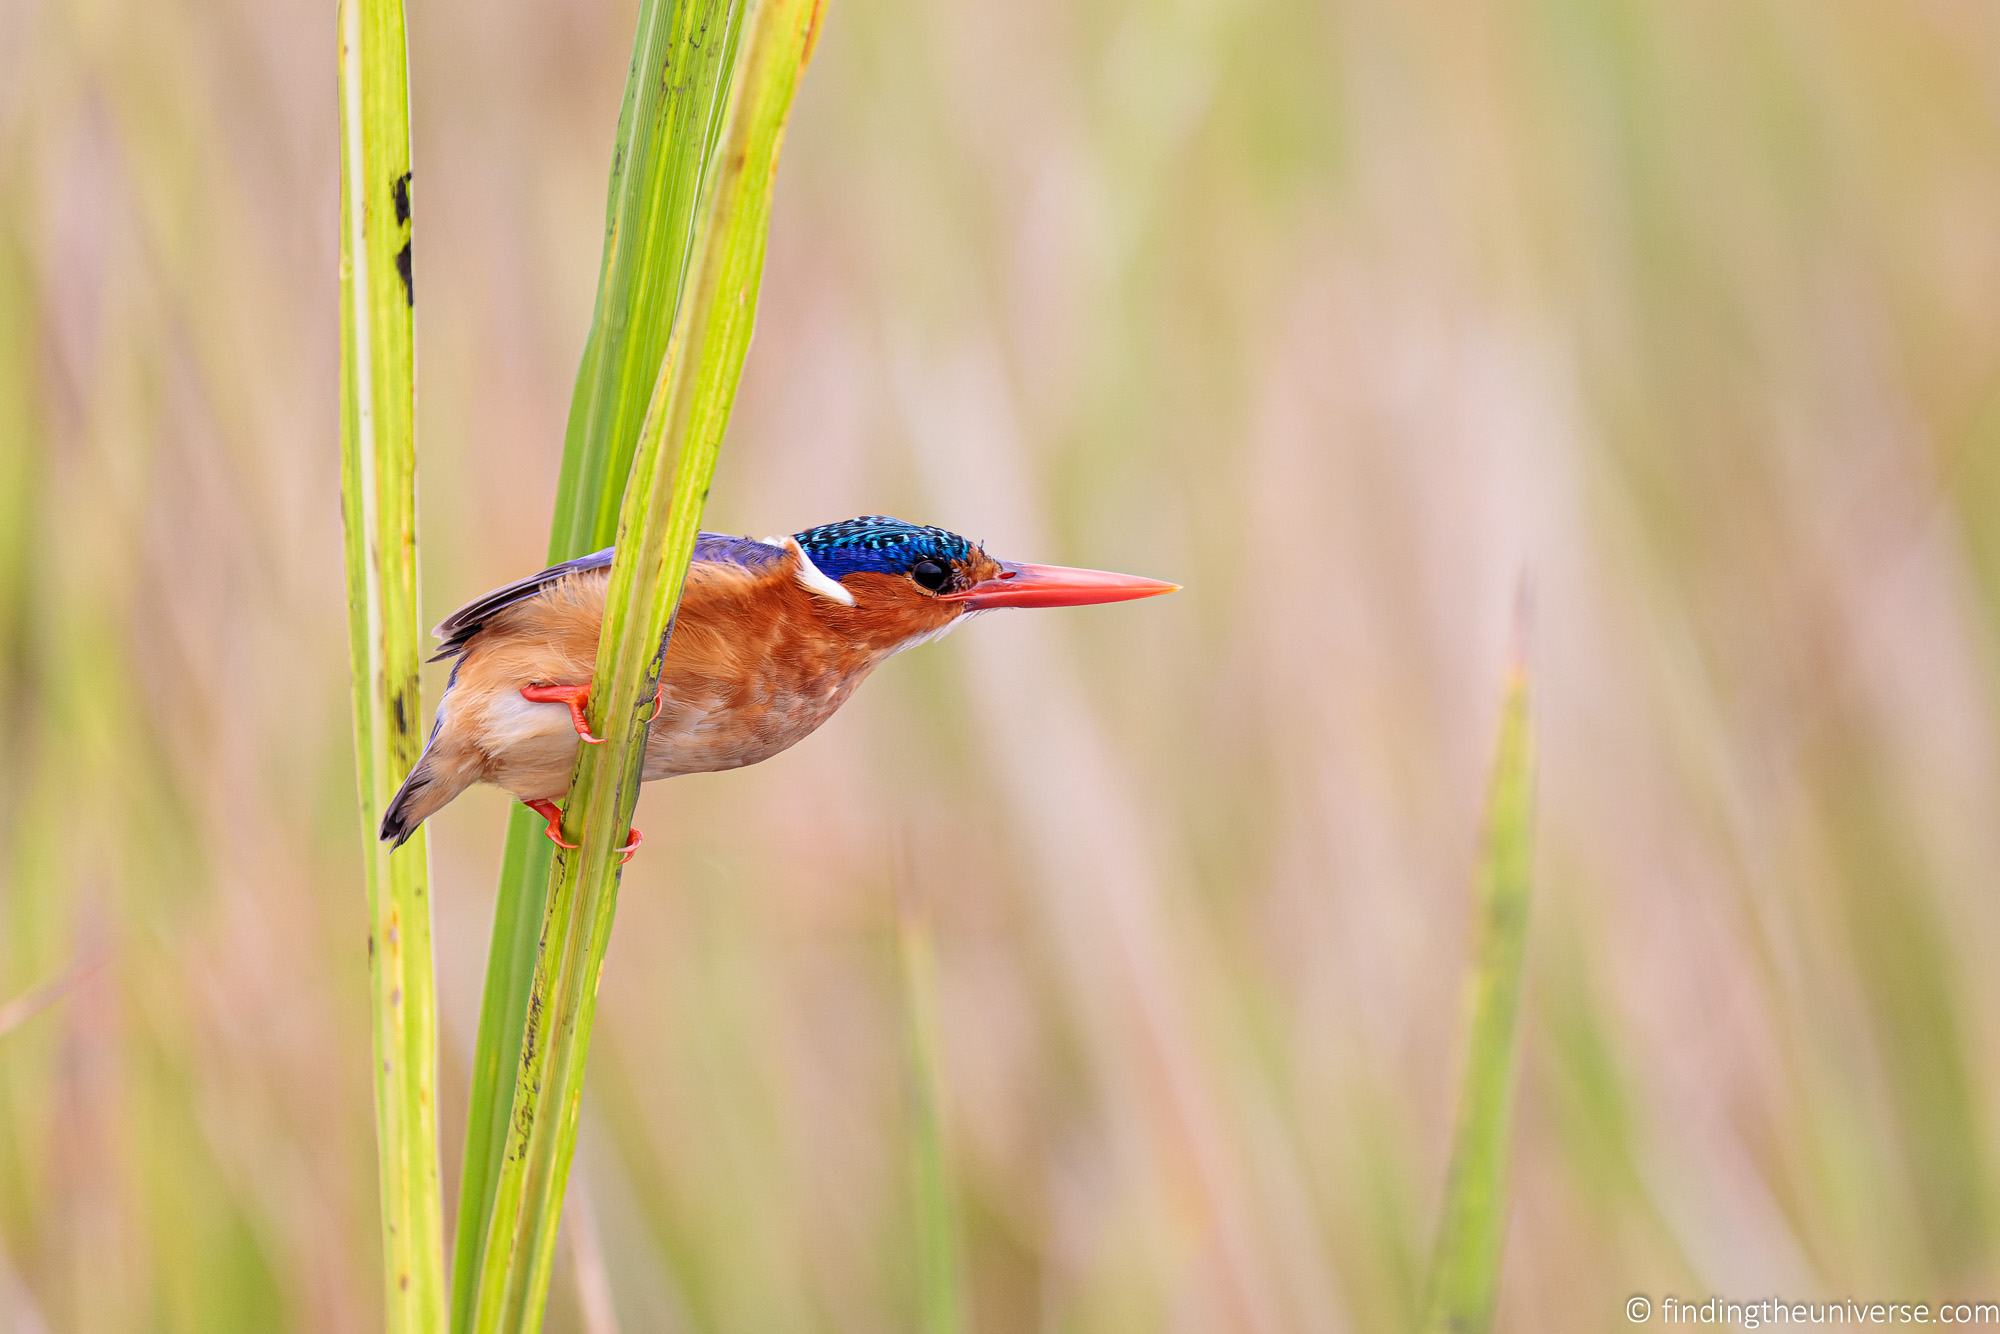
[5,0,2000,1329]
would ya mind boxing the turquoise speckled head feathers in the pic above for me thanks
[792,516,974,581]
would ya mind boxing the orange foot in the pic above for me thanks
[521,683,603,744]
[521,798,642,865]
[522,682,667,745]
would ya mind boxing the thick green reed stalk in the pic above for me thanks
[336,0,447,1326]
[466,2,825,1329]
[450,1,745,1323]
[1423,652,1537,1334]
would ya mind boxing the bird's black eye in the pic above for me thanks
[910,558,952,593]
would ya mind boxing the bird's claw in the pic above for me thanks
[521,683,605,743]
[522,798,642,865]
[524,798,580,849]
[522,682,667,743]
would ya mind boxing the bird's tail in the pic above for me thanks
[380,750,463,848]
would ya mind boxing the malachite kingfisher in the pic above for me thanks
[379,516,1178,859]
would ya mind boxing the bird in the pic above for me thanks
[379,515,1177,859]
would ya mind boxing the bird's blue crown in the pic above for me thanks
[793,516,974,581]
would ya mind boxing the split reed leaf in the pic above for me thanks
[336,0,447,1325]
[465,1,825,1328]
[451,1,745,1322]
[1423,655,1536,1334]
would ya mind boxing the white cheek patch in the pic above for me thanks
[777,536,856,606]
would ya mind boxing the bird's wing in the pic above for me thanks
[429,547,613,660]
[428,533,785,661]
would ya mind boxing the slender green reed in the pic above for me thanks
[450,2,744,1323]
[336,0,446,1325]
[899,908,969,1334]
[465,2,825,1328]
[1423,651,1536,1334]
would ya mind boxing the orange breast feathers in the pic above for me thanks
[429,556,893,801]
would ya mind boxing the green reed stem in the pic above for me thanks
[466,2,825,1329]
[1423,654,1536,1334]
[899,909,969,1334]
[337,0,447,1325]
[450,2,745,1325]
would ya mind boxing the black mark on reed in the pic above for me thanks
[395,240,414,305]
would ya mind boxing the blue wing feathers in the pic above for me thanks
[427,532,781,661]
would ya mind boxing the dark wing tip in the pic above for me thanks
[425,534,785,658]
[426,547,617,659]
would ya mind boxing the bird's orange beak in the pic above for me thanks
[941,561,1180,610]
